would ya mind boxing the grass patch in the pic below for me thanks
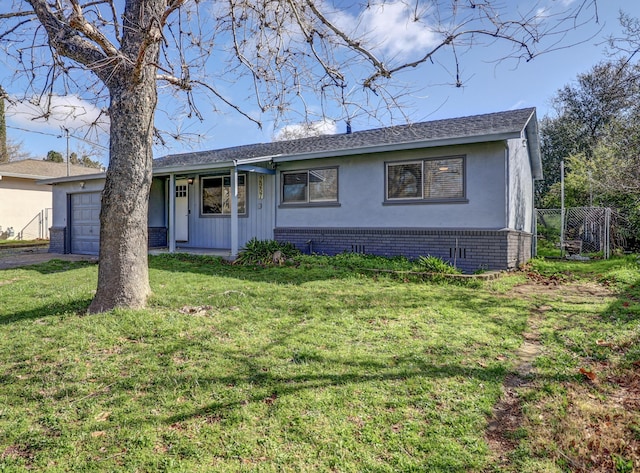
[0,240,48,248]
[503,255,640,472]
[0,253,637,471]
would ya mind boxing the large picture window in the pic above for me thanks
[282,168,338,204]
[386,157,464,201]
[201,174,246,215]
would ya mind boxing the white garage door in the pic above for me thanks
[70,192,101,255]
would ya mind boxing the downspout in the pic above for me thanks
[168,174,176,253]
[230,161,239,257]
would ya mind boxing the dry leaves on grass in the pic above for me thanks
[524,367,640,472]
[579,367,597,382]
[94,411,111,422]
[178,305,213,316]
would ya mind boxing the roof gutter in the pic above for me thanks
[37,172,106,185]
[153,154,276,176]
[1,172,57,180]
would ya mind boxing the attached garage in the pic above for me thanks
[70,192,101,255]
[42,173,168,255]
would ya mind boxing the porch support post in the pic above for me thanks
[168,174,176,253]
[230,166,239,257]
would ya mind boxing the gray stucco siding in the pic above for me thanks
[275,142,508,230]
[148,178,166,227]
[51,178,166,231]
[507,138,534,232]
[50,178,105,231]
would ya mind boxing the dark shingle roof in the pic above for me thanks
[154,108,537,170]
[0,159,100,179]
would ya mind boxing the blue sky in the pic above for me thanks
[2,1,640,165]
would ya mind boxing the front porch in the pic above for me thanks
[157,157,276,258]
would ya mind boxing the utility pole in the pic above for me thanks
[0,86,7,163]
[64,128,69,176]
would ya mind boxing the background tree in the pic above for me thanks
[537,59,640,203]
[538,21,640,248]
[44,150,64,163]
[5,138,31,161]
[0,1,600,312]
[71,150,104,170]
[78,154,103,170]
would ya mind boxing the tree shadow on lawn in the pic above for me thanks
[160,348,583,428]
[0,298,93,325]
[7,259,97,275]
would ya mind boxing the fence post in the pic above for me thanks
[533,209,538,257]
[46,208,51,240]
[605,208,611,259]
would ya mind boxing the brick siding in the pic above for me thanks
[49,227,66,254]
[274,227,532,273]
[148,226,168,248]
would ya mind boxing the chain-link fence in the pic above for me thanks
[535,207,611,259]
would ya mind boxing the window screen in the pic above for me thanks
[387,157,464,201]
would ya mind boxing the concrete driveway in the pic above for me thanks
[0,246,97,270]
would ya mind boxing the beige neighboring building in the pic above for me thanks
[0,159,100,240]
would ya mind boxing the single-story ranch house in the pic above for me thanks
[42,108,541,273]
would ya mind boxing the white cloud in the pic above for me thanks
[6,94,109,135]
[331,2,439,60]
[509,100,527,110]
[274,119,337,141]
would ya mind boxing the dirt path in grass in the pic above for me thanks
[484,279,613,469]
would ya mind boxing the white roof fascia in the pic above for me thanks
[153,161,233,176]
[523,112,543,180]
[0,172,53,180]
[237,154,281,165]
[37,172,106,185]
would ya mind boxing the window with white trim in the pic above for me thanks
[386,157,464,201]
[201,174,246,215]
[282,167,338,204]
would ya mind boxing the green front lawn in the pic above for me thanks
[0,254,637,472]
[0,240,47,247]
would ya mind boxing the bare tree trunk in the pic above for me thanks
[88,78,156,313]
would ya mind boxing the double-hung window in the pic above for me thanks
[281,167,338,205]
[201,174,246,215]
[386,156,465,202]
